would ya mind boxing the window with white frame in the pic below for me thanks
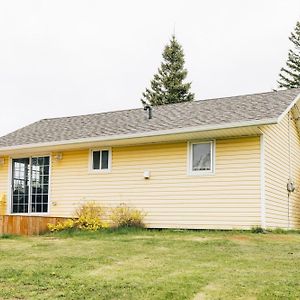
[189,141,214,174]
[90,149,111,172]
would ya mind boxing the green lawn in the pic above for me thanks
[0,229,300,300]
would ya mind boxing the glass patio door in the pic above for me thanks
[11,158,30,213]
[11,156,50,214]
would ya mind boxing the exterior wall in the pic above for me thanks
[262,113,300,229]
[0,156,8,214]
[2,116,300,230]
[48,137,261,229]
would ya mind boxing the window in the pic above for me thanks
[11,156,50,214]
[189,141,214,175]
[90,149,111,172]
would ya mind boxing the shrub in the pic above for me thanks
[48,219,75,232]
[48,202,108,232]
[251,226,265,234]
[75,202,108,231]
[48,202,145,232]
[110,203,146,228]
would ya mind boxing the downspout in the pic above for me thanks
[286,111,296,229]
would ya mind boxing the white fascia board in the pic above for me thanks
[0,117,278,152]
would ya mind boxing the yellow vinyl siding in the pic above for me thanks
[262,113,300,229]
[0,156,8,214]
[50,137,261,229]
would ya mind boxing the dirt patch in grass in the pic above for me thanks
[130,234,218,243]
[130,235,157,240]
[87,254,158,278]
[264,234,298,242]
[42,237,66,242]
[193,283,221,300]
[227,235,253,244]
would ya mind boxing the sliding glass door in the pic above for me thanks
[11,158,30,213]
[11,156,50,214]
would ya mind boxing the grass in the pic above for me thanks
[0,229,300,299]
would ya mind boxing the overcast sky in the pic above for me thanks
[0,0,299,136]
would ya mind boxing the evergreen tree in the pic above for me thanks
[278,21,300,88]
[141,35,194,106]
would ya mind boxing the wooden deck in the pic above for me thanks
[0,215,67,236]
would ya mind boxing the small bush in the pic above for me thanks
[75,202,108,231]
[48,202,108,232]
[251,226,265,234]
[110,203,146,228]
[48,219,75,232]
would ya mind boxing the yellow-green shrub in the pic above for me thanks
[110,203,146,228]
[48,202,108,232]
[75,202,108,230]
[48,219,75,232]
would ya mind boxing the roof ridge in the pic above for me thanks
[41,100,196,121]
[40,88,300,122]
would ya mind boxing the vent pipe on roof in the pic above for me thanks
[144,105,152,120]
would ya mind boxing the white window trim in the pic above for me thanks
[187,140,215,176]
[7,154,51,216]
[89,148,112,173]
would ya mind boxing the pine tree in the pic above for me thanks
[141,35,194,106]
[278,21,300,89]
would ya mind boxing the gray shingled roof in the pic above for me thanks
[1,88,300,148]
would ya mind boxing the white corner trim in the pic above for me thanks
[260,134,266,228]
[277,92,300,123]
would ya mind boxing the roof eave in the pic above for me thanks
[0,118,278,153]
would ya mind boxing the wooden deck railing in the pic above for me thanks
[0,215,67,236]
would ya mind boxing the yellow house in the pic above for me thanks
[1,88,300,230]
